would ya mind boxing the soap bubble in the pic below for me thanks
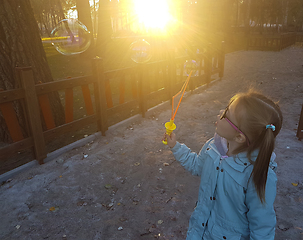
[129,39,152,63]
[51,19,91,55]
[184,60,198,76]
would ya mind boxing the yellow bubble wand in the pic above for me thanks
[162,70,193,144]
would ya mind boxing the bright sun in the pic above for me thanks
[133,0,172,30]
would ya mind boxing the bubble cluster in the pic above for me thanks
[129,39,152,63]
[51,19,91,55]
[184,60,198,76]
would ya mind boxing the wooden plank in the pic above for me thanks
[297,104,303,140]
[92,58,108,136]
[81,84,94,115]
[38,94,56,130]
[0,102,24,142]
[0,138,33,161]
[17,67,46,164]
[147,88,167,101]
[155,62,160,91]
[138,64,147,117]
[131,69,138,99]
[219,41,225,78]
[44,115,97,142]
[104,66,134,79]
[0,89,25,104]
[65,88,73,123]
[211,68,220,75]
[205,44,212,84]
[35,76,95,95]
[105,79,113,108]
[107,99,138,117]
[119,73,125,104]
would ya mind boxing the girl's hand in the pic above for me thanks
[163,132,177,148]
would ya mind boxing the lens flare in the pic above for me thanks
[133,0,172,30]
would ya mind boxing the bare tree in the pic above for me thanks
[0,0,64,142]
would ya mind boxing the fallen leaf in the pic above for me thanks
[77,201,87,206]
[49,207,55,211]
[134,162,140,166]
[292,183,298,187]
[157,220,163,225]
[49,206,59,212]
[104,184,112,189]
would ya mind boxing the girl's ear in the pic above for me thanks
[234,133,246,144]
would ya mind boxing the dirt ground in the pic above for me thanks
[1,46,303,240]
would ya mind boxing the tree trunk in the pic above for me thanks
[76,0,93,32]
[96,0,113,57]
[76,0,95,56]
[0,0,64,142]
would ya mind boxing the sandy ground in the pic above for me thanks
[0,46,303,240]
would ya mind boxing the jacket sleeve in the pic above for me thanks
[171,140,210,176]
[245,170,277,240]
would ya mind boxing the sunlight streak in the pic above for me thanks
[133,0,173,30]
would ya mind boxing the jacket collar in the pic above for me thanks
[210,137,277,173]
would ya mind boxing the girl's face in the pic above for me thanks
[215,101,239,142]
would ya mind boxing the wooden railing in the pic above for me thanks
[0,42,225,173]
[247,32,296,51]
[296,33,303,43]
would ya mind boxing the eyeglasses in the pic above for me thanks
[220,105,250,146]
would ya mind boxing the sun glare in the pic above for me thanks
[133,0,172,30]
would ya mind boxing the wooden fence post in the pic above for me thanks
[219,41,225,79]
[205,43,212,84]
[297,104,303,140]
[92,57,108,136]
[138,63,147,117]
[16,67,46,164]
[168,50,175,101]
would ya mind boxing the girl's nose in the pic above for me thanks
[217,110,224,120]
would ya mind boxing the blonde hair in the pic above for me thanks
[230,90,283,203]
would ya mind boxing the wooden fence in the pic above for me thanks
[247,32,296,51]
[0,42,225,173]
[296,33,303,43]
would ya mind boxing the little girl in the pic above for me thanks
[164,90,283,240]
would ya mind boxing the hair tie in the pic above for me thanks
[266,124,276,131]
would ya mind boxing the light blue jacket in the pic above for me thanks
[171,137,277,240]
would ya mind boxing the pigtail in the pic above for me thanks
[232,90,283,204]
[252,126,276,203]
